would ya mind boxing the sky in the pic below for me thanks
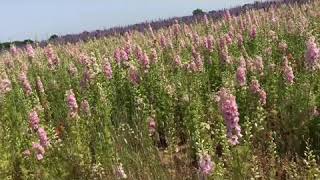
[0,0,257,42]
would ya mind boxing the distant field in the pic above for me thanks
[0,0,320,179]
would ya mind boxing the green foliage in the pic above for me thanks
[192,8,205,16]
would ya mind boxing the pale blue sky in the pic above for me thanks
[0,0,256,42]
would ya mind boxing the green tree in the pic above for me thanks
[193,8,204,16]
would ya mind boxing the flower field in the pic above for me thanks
[1,1,320,179]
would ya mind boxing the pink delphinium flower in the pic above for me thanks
[305,36,320,70]
[36,153,44,161]
[135,46,143,60]
[250,79,261,94]
[148,24,155,39]
[44,45,59,69]
[36,76,45,93]
[115,163,127,179]
[268,30,277,41]
[224,10,231,22]
[188,61,198,73]
[10,45,18,56]
[19,72,32,96]
[238,17,245,31]
[179,38,185,48]
[4,55,14,69]
[80,67,93,88]
[250,26,257,40]
[0,78,12,94]
[205,35,214,52]
[199,154,214,177]
[173,20,181,36]
[250,79,267,105]
[29,111,40,131]
[32,142,45,160]
[225,34,232,45]
[142,52,150,69]
[160,34,168,48]
[220,45,231,64]
[283,57,294,85]
[148,116,156,136]
[219,37,226,49]
[217,88,242,145]
[124,42,132,56]
[128,65,140,86]
[114,48,122,64]
[150,48,158,64]
[103,59,113,80]
[184,24,192,38]
[246,13,252,27]
[174,55,182,68]
[237,33,244,47]
[203,14,209,25]
[194,53,204,72]
[120,49,129,61]
[26,44,35,59]
[313,106,319,117]
[80,99,91,117]
[192,32,200,47]
[236,58,247,87]
[37,127,49,148]
[68,63,78,77]
[22,149,31,157]
[136,51,150,70]
[253,56,264,74]
[278,41,288,53]
[66,89,78,118]
[258,89,267,105]
[229,135,240,146]
[79,53,91,66]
